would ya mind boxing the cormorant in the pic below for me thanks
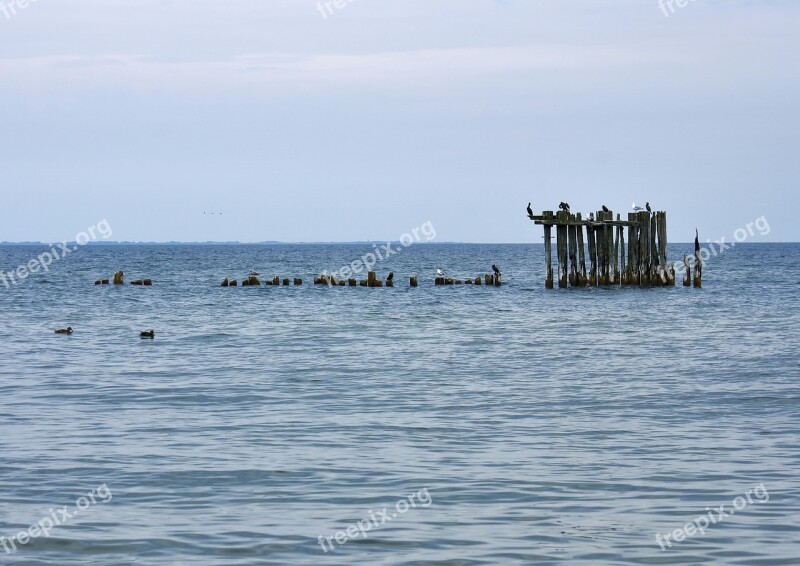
[646,202,652,213]
[527,202,534,218]
[492,264,501,276]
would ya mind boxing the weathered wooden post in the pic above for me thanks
[587,222,597,286]
[576,213,587,286]
[683,254,691,286]
[613,213,620,284]
[618,218,626,285]
[638,211,650,286]
[658,212,674,286]
[605,211,614,284]
[693,229,702,288]
[543,211,554,289]
[410,276,418,287]
[627,213,638,286]
[568,215,578,287]
[556,211,568,288]
[649,212,659,284]
[368,271,376,287]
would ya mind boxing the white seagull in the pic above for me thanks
[632,202,645,212]
[436,268,444,277]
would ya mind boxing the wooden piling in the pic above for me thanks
[683,254,691,286]
[556,211,568,288]
[475,276,482,286]
[221,277,229,287]
[606,211,615,284]
[544,211,554,289]
[294,278,303,285]
[568,215,578,287]
[618,218,625,285]
[576,213,587,286]
[273,276,280,286]
[368,271,376,287]
[349,278,357,286]
[638,211,650,286]
[650,212,659,285]
[587,222,597,286]
[693,229,702,288]
[410,276,418,287]
[613,213,620,284]
[628,213,639,286]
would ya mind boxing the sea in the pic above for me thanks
[1,242,798,565]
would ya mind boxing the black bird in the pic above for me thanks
[602,205,609,213]
[55,327,73,335]
[386,272,394,282]
[492,264,501,276]
[527,202,533,218]
[563,202,570,212]
[140,330,155,339]
[646,202,652,213]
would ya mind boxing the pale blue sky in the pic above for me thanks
[1,0,797,242]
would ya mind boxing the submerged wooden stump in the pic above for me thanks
[410,276,418,287]
[694,229,702,288]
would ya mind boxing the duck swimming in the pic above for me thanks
[140,330,155,339]
[55,327,73,335]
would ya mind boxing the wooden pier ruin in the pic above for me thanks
[532,209,701,288]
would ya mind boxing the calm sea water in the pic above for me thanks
[1,243,799,565]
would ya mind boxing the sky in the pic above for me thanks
[1,0,798,243]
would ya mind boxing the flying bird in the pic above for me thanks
[492,264,501,276]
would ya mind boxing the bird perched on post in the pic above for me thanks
[386,272,394,282]
[436,268,444,277]
[527,202,534,219]
[492,264,501,276]
[646,202,652,213]
[602,205,609,213]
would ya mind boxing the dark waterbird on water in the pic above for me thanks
[140,330,155,339]
[55,327,73,335]
[492,264,501,276]
[527,202,534,219]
